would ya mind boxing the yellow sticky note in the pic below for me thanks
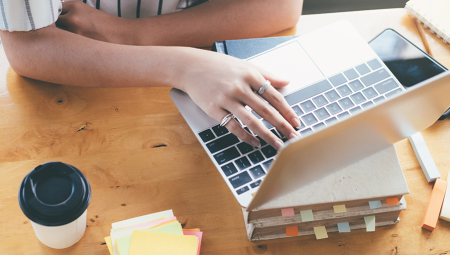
[128,231,198,255]
[183,228,200,232]
[104,236,113,255]
[333,204,347,213]
[313,226,328,239]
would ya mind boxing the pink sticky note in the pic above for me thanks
[183,230,203,255]
[114,216,177,231]
[281,208,295,217]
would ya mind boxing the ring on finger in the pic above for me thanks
[257,80,271,95]
[220,113,235,127]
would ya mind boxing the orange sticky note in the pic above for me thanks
[422,179,448,231]
[386,197,400,206]
[281,208,295,217]
[286,226,298,237]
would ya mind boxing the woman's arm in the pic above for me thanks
[56,0,303,47]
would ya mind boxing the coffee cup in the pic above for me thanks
[18,162,91,249]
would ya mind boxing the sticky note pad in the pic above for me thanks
[313,226,328,239]
[440,173,450,222]
[300,210,314,222]
[104,236,113,255]
[286,226,298,237]
[183,231,203,255]
[128,231,198,255]
[368,200,382,209]
[423,179,448,231]
[386,197,400,206]
[337,222,351,233]
[281,208,295,217]
[364,216,375,231]
[112,210,174,229]
[333,205,347,213]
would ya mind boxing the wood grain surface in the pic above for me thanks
[1,8,450,255]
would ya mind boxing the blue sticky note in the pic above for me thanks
[337,222,351,233]
[368,200,382,209]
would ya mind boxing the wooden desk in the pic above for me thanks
[1,8,450,255]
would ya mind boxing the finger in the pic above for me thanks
[214,109,261,148]
[250,64,290,89]
[60,2,74,15]
[229,103,285,150]
[55,13,70,28]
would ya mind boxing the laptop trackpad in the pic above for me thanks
[247,41,324,96]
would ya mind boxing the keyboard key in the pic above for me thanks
[362,87,378,99]
[206,133,240,154]
[198,129,215,143]
[336,85,352,97]
[360,68,390,86]
[229,171,252,188]
[313,122,326,131]
[262,120,274,129]
[256,136,267,146]
[325,117,338,125]
[252,110,262,119]
[337,111,350,120]
[236,186,250,195]
[301,113,318,126]
[329,73,348,87]
[312,95,328,107]
[355,63,371,75]
[349,106,362,114]
[249,165,266,179]
[324,90,341,102]
[285,80,333,106]
[248,151,265,164]
[292,105,304,116]
[237,142,254,154]
[385,88,403,98]
[348,80,365,91]
[250,180,262,189]
[300,100,316,113]
[367,59,382,70]
[314,108,330,120]
[373,96,385,104]
[350,92,367,104]
[338,97,355,110]
[261,145,277,158]
[235,156,252,170]
[344,68,359,81]
[300,128,313,136]
[326,102,342,115]
[361,101,374,109]
[271,129,281,139]
[212,125,229,137]
[221,163,238,177]
[262,159,273,170]
[374,78,400,94]
[214,147,240,165]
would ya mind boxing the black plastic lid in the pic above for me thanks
[18,162,91,226]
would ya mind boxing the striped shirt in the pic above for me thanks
[0,0,207,32]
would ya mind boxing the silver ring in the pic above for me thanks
[220,113,235,127]
[257,80,271,95]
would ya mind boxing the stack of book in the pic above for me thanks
[104,210,202,255]
[243,146,409,241]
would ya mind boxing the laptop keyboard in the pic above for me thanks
[197,59,404,196]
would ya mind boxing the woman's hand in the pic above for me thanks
[177,49,300,150]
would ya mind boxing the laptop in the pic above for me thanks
[170,20,450,211]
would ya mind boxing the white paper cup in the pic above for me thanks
[19,162,91,249]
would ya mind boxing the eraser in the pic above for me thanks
[286,226,298,236]
[333,204,347,213]
[422,179,447,231]
[281,208,295,217]
[386,197,400,206]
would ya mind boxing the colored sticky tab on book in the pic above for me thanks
[368,200,382,209]
[440,173,450,222]
[300,210,314,222]
[423,179,448,231]
[364,216,375,232]
[313,226,328,239]
[281,208,295,217]
[333,204,347,213]
[286,226,298,237]
[337,222,350,233]
[386,197,400,206]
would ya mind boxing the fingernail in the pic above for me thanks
[289,132,298,140]
[251,139,260,147]
[274,139,284,150]
[292,117,301,128]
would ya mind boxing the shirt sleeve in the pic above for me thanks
[0,0,62,32]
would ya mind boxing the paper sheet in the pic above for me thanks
[386,197,400,206]
[300,210,314,222]
[333,205,347,213]
[112,210,174,229]
[337,222,351,233]
[183,231,203,255]
[128,231,198,255]
[368,200,382,209]
[285,226,298,237]
[105,236,114,255]
[364,216,375,231]
[112,217,165,232]
[313,226,328,239]
[281,208,295,217]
